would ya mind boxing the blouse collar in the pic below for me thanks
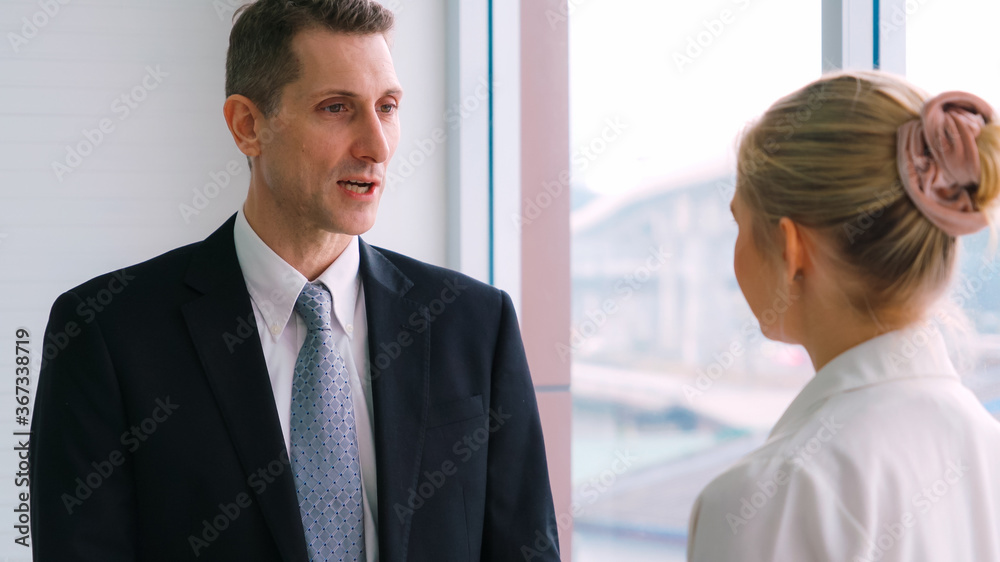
[769,321,960,439]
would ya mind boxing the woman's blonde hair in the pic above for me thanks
[736,70,1000,323]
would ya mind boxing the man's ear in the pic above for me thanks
[778,216,807,284]
[223,94,263,162]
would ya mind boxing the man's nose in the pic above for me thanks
[351,109,391,164]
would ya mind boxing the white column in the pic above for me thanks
[445,0,492,283]
[822,0,875,71]
[491,0,523,312]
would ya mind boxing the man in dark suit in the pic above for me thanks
[29,1,560,560]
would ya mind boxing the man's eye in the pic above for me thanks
[379,103,397,114]
[323,103,346,113]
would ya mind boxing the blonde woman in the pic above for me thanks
[687,71,1000,561]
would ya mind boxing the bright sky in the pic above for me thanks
[570,0,1000,197]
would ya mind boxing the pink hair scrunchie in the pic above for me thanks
[896,91,994,236]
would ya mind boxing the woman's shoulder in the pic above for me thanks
[692,428,835,522]
[688,392,909,560]
[688,382,1000,561]
[688,437,854,561]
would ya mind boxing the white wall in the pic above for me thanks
[0,0,447,554]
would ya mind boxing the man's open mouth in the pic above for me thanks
[339,180,374,194]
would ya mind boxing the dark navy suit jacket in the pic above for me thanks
[30,214,560,561]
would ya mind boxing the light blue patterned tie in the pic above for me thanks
[291,282,365,562]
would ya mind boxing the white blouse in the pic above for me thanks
[687,322,1000,561]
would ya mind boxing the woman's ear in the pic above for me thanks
[778,217,806,284]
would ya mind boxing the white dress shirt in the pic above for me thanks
[688,321,1000,561]
[233,207,379,561]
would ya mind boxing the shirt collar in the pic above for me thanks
[233,207,362,342]
[769,321,960,439]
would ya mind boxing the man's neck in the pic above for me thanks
[242,199,352,282]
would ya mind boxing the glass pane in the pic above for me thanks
[569,1,821,560]
[907,0,1000,420]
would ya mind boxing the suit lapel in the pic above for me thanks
[178,219,430,562]
[359,240,430,562]
[180,214,309,562]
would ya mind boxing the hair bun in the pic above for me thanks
[896,91,994,236]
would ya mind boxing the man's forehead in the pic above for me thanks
[291,28,399,90]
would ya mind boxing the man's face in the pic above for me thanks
[254,28,402,236]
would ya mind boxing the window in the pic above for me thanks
[569,1,822,559]
[906,0,1000,421]
[568,1,1000,558]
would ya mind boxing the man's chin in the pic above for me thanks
[327,216,378,238]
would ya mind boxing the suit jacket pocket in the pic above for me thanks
[426,394,484,429]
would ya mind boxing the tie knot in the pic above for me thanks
[294,282,333,333]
